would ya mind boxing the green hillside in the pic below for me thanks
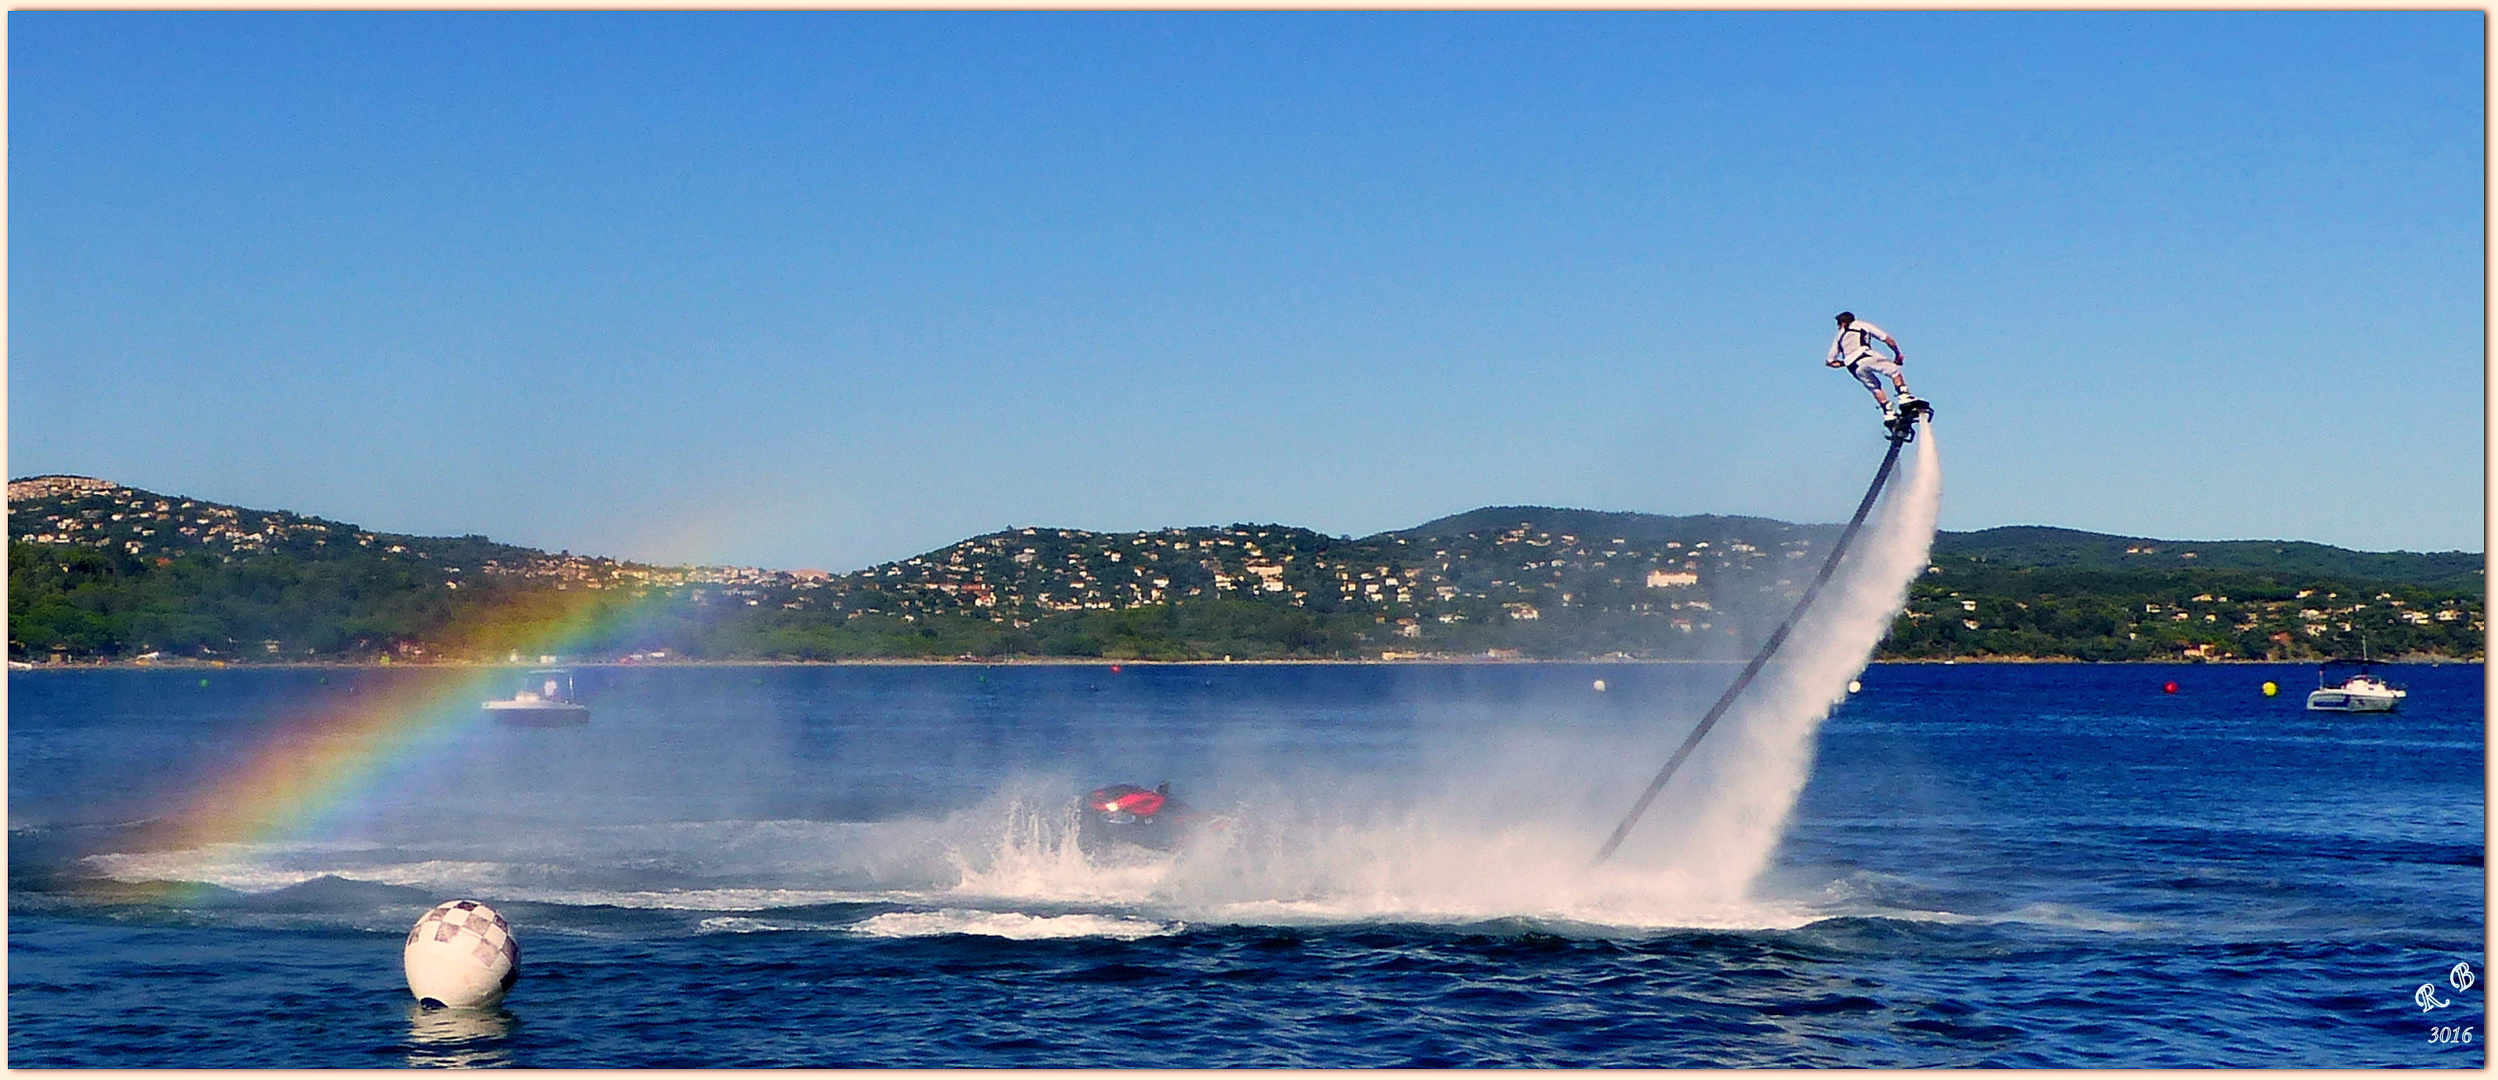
[1393,506,1841,550]
[8,479,2483,664]
[1931,526,2483,590]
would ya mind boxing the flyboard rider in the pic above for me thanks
[1826,311,1930,439]
[1825,311,1918,421]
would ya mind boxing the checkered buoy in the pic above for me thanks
[404,900,520,1009]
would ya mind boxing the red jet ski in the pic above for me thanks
[1078,782,1195,852]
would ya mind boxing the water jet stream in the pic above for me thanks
[1596,420,1937,864]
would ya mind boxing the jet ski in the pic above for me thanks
[1077,782,1195,853]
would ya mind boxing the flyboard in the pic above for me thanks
[1594,396,1932,863]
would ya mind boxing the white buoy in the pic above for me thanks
[404,900,519,1009]
[1847,679,1863,694]
[1593,679,1608,692]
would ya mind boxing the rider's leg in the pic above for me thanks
[1851,363,1893,412]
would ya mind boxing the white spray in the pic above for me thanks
[941,430,1946,930]
[1601,428,1944,902]
[104,434,1946,936]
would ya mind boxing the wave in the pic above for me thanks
[848,909,1180,941]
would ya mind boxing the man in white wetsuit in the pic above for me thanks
[1825,311,1916,418]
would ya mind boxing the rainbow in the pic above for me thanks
[157,586,673,848]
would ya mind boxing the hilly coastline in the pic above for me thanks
[8,475,2483,665]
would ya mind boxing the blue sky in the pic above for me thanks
[10,12,2483,571]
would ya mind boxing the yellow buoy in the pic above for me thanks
[2261,681,2279,697]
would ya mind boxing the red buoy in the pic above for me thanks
[2162,680,2179,694]
[1110,664,1121,674]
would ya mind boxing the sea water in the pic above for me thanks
[8,662,2484,1067]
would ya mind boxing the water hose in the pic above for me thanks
[1594,428,1912,863]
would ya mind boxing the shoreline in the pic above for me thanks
[10,654,2479,672]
